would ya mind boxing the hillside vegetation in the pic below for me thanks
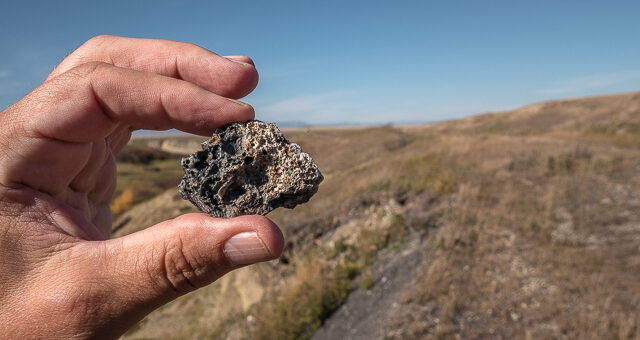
[115,92,640,339]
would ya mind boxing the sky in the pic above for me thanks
[1,0,640,126]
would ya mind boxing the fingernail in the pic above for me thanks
[224,232,271,265]
[223,55,255,66]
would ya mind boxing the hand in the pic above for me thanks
[0,35,283,339]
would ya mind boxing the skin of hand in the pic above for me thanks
[0,35,284,339]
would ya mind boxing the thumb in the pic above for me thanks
[99,213,283,318]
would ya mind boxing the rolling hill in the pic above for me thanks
[116,91,640,339]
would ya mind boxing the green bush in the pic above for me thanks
[253,260,350,340]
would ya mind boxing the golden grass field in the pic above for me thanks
[114,92,640,339]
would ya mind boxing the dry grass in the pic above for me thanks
[389,120,640,339]
[117,91,640,339]
[250,205,409,340]
[112,158,183,217]
[110,188,135,216]
[251,256,350,340]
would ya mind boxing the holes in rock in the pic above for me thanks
[221,141,236,155]
[242,163,268,187]
[185,153,208,171]
[268,193,298,209]
[221,181,246,202]
[195,150,208,162]
[220,134,239,155]
[198,178,215,198]
[244,156,254,164]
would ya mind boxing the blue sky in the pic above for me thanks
[1,1,640,125]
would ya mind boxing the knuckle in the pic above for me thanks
[170,41,208,63]
[82,34,115,50]
[180,41,205,54]
[71,35,116,62]
[174,213,213,226]
[21,61,110,123]
[47,61,112,92]
[156,235,207,294]
[66,61,110,79]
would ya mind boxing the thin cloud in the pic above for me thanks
[256,91,523,125]
[538,71,640,95]
[257,91,358,123]
[538,87,579,95]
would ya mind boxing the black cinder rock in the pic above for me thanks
[178,121,323,218]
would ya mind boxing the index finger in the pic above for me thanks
[48,35,259,99]
[18,61,255,142]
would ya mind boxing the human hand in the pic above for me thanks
[0,35,283,339]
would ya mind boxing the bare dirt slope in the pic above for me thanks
[311,228,425,340]
[116,91,640,339]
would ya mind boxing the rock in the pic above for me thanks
[178,121,324,218]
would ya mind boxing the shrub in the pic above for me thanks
[253,258,350,340]
[360,268,374,290]
[110,189,135,216]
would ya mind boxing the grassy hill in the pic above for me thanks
[115,92,640,339]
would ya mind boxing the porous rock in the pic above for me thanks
[178,121,323,218]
